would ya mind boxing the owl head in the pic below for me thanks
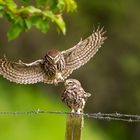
[64,79,82,88]
[45,49,61,64]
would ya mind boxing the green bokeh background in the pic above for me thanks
[0,0,140,140]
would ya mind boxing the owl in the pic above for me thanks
[61,79,91,113]
[0,27,106,85]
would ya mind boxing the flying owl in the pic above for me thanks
[0,27,106,85]
[61,79,91,113]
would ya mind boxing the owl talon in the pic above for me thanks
[55,72,64,83]
[53,79,58,86]
[77,109,83,114]
[71,109,75,113]
[18,60,24,64]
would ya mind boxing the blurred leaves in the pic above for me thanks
[7,21,23,40]
[0,0,77,40]
[65,0,77,12]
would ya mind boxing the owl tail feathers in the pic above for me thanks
[85,92,91,97]
[84,92,91,103]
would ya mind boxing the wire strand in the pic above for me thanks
[0,109,139,122]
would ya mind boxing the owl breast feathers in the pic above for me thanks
[0,27,106,85]
[61,79,91,113]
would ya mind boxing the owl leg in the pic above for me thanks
[56,72,64,81]
[53,72,64,85]
[71,109,75,113]
[77,109,83,114]
[53,79,58,86]
[71,108,83,114]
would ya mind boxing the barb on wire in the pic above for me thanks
[0,109,139,122]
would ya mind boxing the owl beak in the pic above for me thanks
[53,59,58,64]
[64,81,70,87]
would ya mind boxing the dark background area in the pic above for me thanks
[0,0,140,140]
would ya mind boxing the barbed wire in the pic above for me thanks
[0,109,140,122]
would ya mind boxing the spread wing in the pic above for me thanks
[0,56,47,84]
[62,27,107,71]
[61,69,73,81]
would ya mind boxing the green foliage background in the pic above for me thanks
[0,0,77,40]
[0,0,140,140]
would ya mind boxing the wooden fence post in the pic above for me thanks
[65,114,83,140]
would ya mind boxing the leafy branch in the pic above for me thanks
[0,0,77,40]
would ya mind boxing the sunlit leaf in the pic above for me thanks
[0,0,6,5]
[24,19,32,29]
[54,14,66,34]
[19,6,41,14]
[0,5,4,17]
[57,0,65,11]
[7,22,22,41]
[65,0,77,12]
[35,0,48,7]
[29,16,49,33]
[21,0,31,4]
[5,0,17,10]
[43,10,66,34]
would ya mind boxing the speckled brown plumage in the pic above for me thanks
[0,27,106,85]
[61,79,91,113]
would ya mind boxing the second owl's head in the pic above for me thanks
[65,79,82,89]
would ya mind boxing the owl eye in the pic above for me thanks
[68,81,73,85]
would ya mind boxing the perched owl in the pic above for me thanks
[0,27,106,85]
[61,79,91,113]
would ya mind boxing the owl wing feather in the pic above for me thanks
[62,27,107,71]
[61,69,73,81]
[0,56,47,84]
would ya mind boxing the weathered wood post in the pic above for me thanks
[65,114,83,140]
